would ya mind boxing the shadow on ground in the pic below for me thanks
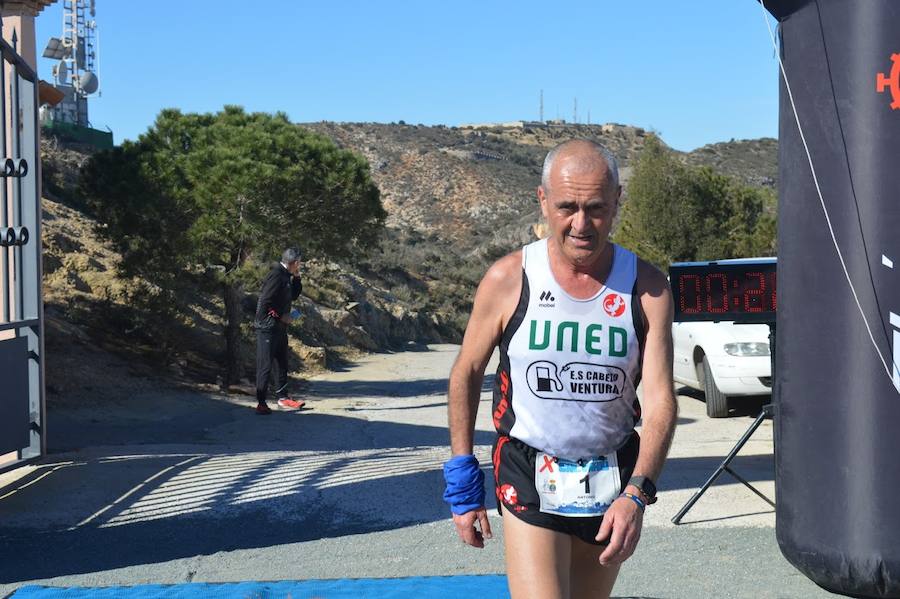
[1,385,500,583]
[676,387,771,417]
[0,453,496,582]
[659,454,774,492]
[305,374,494,399]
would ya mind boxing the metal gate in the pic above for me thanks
[0,16,45,472]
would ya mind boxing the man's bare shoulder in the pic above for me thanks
[635,257,673,323]
[454,250,523,366]
[635,257,670,297]
[479,250,523,295]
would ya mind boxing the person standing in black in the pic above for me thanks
[254,247,304,414]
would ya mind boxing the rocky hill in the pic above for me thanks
[39,123,777,399]
[306,122,777,248]
[305,122,652,248]
[685,137,778,188]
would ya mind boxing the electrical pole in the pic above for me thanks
[540,89,544,123]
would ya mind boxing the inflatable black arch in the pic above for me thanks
[765,1,900,597]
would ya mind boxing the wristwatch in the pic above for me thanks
[628,476,658,505]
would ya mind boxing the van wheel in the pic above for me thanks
[702,356,729,418]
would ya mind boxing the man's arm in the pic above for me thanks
[280,274,303,323]
[447,251,521,546]
[627,259,678,486]
[256,270,281,321]
[598,259,677,565]
[448,252,521,455]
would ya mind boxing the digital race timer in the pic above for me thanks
[669,258,777,323]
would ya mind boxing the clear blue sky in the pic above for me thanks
[35,1,781,152]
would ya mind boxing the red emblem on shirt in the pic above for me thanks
[603,293,626,318]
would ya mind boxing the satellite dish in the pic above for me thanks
[55,60,68,85]
[79,71,98,95]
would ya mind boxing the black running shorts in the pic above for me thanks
[491,432,640,546]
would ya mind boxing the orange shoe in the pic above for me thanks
[277,397,306,410]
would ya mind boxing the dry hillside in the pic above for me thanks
[684,137,778,188]
[39,123,777,401]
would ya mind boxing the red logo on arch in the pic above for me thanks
[603,293,626,318]
[877,53,900,110]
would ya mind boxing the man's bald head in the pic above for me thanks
[540,139,619,194]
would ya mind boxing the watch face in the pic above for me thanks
[631,476,656,498]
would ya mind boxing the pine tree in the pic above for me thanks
[79,106,386,384]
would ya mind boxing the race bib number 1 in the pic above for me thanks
[535,452,620,517]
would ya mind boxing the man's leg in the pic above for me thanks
[272,326,304,409]
[569,536,620,599]
[502,508,571,599]
[255,329,273,413]
[272,325,289,398]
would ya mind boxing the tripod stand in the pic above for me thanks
[671,322,776,525]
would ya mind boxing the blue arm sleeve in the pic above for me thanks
[442,455,485,515]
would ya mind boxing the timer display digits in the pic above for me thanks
[669,259,777,323]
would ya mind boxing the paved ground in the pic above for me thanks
[0,344,837,598]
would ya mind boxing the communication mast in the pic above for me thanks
[539,89,544,123]
[41,0,100,128]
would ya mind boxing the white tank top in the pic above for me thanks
[491,239,643,459]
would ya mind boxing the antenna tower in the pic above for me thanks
[42,0,100,127]
[540,89,544,123]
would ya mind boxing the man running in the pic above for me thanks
[254,247,306,414]
[444,140,677,598]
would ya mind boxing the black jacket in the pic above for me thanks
[254,263,302,329]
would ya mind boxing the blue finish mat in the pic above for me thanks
[9,575,510,598]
